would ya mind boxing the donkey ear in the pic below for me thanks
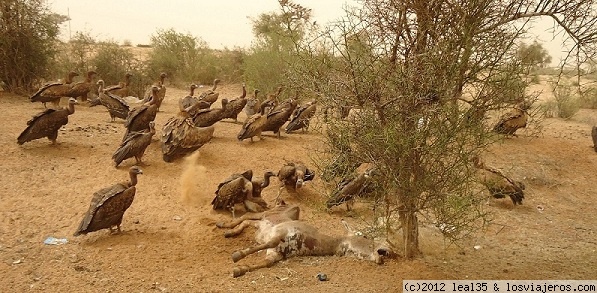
[341,219,363,236]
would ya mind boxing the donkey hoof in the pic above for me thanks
[233,266,247,278]
[224,231,235,238]
[216,222,225,228]
[231,251,244,263]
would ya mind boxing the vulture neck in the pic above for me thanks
[211,80,219,91]
[190,87,196,97]
[261,172,274,188]
[67,102,76,115]
[129,171,139,187]
[159,75,166,86]
[66,73,77,84]
[85,72,95,82]
[124,75,131,86]
[238,85,247,99]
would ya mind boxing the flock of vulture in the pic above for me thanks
[15,70,531,238]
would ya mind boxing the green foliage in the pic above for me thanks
[243,2,312,96]
[146,29,243,85]
[579,87,597,109]
[552,82,580,119]
[0,0,67,93]
[51,32,95,78]
[517,41,552,70]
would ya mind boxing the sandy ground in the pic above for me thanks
[1,81,596,292]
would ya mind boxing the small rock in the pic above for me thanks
[173,215,182,221]
[473,245,482,250]
[317,273,328,281]
[12,259,22,264]
[134,220,140,224]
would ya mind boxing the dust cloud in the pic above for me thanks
[180,151,211,206]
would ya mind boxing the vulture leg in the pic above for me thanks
[51,98,60,107]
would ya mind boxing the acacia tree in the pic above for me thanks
[243,3,312,95]
[0,0,66,93]
[281,0,597,258]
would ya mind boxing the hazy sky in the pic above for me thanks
[48,0,357,48]
[48,0,571,65]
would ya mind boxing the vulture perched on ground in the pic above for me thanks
[262,98,297,138]
[243,89,261,117]
[220,83,247,123]
[493,101,531,136]
[69,70,98,102]
[237,102,273,142]
[96,80,130,122]
[29,71,79,108]
[198,78,221,105]
[112,121,156,167]
[123,86,159,140]
[17,98,77,145]
[73,166,143,236]
[211,170,271,217]
[326,166,376,211]
[286,100,317,133]
[142,73,167,111]
[161,102,215,162]
[192,98,228,127]
[178,84,209,114]
[473,156,525,205]
[275,161,316,201]
[105,72,133,97]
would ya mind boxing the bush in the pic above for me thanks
[0,0,67,92]
[579,87,597,109]
[552,83,580,119]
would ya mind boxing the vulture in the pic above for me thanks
[326,167,376,211]
[276,161,316,201]
[105,72,133,97]
[262,86,284,115]
[161,102,215,162]
[211,170,269,217]
[286,100,317,133]
[473,156,525,205]
[142,73,167,111]
[243,89,261,117]
[96,80,130,122]
[29,71,79,108]
[261,98,297,138]
[179,84,209,114]
[192,98,228,127]
[73,166,143,236]
[237,102,272,142]
[493,101,531,136]
[123,86,159,140]
[17,98,77,145]
[220,83,247,123]
[68,70,98,102]
[112,121,156,167]
[198,78,221,105]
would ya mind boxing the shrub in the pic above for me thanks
[552,83,580,119]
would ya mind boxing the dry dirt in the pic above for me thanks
[1,81,596,292]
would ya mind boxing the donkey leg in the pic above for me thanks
[224,220,256,238]
[233,251,284,277]
[232,236,283,263]
[216,213,262,229]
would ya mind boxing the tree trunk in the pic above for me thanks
[402,206,420,258]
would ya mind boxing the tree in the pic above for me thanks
[0,0,67,93]
[517,41,553,69]
[147,29,213,84]
[243,2,313,95]
[281,0,597,258]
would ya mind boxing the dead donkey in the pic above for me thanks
[216,202,394,277]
